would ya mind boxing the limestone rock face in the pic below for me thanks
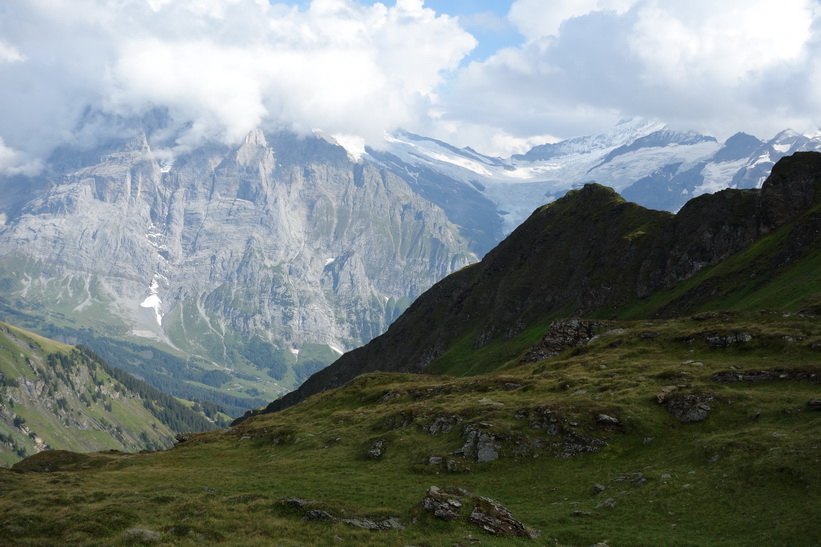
[0,125,474,393]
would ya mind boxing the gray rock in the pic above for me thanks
[342,517,404,531]
[522,319,615,363]
[421,486,464,521]
[282,497,317,509]
[424,414,463,435]
[595,497,617,509]
[456,424,499,463]
[554,431,608,458]
[656,385,677,403]
[304,510,337,522]
[592,483,606,495]
[596,414,620,426]
[612,472,647,487]
[808,399,821,411]
[468,497,540,539]
[367,439,386,459]
[705,332,752,347]
[665,393,715,423]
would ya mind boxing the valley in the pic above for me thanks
[0,150,818,545]
[1,117,820,414]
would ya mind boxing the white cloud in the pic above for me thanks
[434,0,821,154]
[2,0,820,163]
[0,138,44,177]
[0,0,475,161]
[0,41,25,63]
[508,0,631,40]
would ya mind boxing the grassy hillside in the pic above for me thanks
[0,322,218,466]
[1,310,819,545]
[602,191,821,320]
[0,297,275,417]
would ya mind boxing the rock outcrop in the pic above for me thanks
[421,486,540,539]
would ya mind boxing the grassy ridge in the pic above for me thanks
[0,323,220,465]
[0,323,176,465]
[1,311,819,545]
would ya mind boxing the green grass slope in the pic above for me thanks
[1,311,819,545]
[0,322,217,466]
[0,297,275,417]
[606,189,821,320]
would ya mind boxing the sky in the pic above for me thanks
[1,0,820,175]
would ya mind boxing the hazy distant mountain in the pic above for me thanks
[0,112,474,407]
[372,119,821,230]
[1,113,819,410]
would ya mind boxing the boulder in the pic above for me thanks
[342,517,404,531]
[423,414,463,435]
[421,486,464,521]
[656,385,678,403]
[455,424,499,463]
[468,497,541,539]
[367,439,386,459]
[304,510,336,523]
[596,414,620,426]
[665,393,715,423]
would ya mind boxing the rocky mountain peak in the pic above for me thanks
[0,127,475,404]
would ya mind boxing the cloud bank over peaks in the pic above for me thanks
[0,0,475,173]
[432,0,821,155]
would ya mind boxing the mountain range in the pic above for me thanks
[241,151,821,420]
[1,113,819,411]
[1,151,818,546]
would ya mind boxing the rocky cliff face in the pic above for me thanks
[0,120,474,398]
[251,152,821,418]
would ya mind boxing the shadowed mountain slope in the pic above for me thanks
[242,152,821,420]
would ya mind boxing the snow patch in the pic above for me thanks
[695,158,748,196]
[324,257,336,266]
[423,149,493,176]
[329,344,344,355]
[139,276,164,326]
[332,133,366,161]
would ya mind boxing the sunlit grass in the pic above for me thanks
[1,311,819,545]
